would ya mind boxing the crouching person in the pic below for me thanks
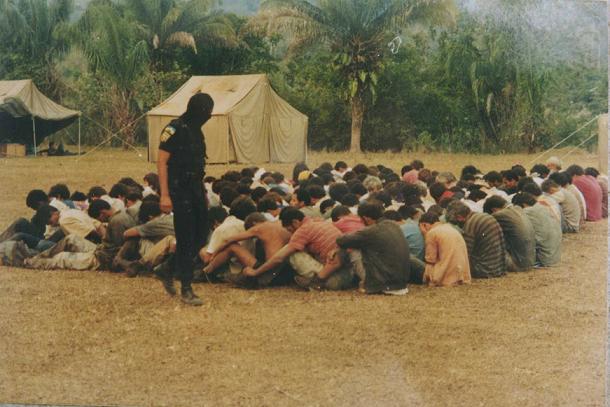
[243,207,354,291]
[334,202,411,295]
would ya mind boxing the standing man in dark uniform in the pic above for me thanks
[156,93,213,306]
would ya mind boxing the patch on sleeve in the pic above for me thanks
[160,126,176,143]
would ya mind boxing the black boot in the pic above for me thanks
[154,257,176,296]
[180,286,203,306]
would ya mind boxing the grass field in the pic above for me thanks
[0,148,606,406]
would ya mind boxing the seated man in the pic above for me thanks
[512,192,561,267]
[334,202,411,295]
[243,207,354,291]
[546,173,581,233]
[331,205,365,234]
[483,196,536,272]
[203,212,292,287]
[25,200,135,271]
[419,212,471,287]
[0,189,49,244]
[1,203,59,252]
[567,165,603,221]
[290,189,322,219]
[446,201,507,278]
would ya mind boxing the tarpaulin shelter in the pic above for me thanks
[147,74,308,164]
[0,80,81,154]
[598,113,608,174]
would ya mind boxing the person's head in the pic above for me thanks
[502,170,519,188]
[183,93,214,126]
[142,194,160,203]
[330,205,352,222]
[445,201,471,228]
[48,183,70,200]
[229,196,257,221]
[222,170,242,183]
[429,182,447,203]
[369,191,392,208]
[410,159,424,171]
[352,163,369,175]
[279,207,305,232]
[138,200,162,224]
[549,171,569,187]
[511,192,537,208]
[328,183,350,202]
[319,198,336,215]
[257,197,280,217]
[483,195,507,214]
[126,189,143,207]
[208,206,228,229]
[461,165,479,179]
[237,183,252,196]
[418,168,434,186]
[349,182,367,198]
[143,173,160,193]
[26,189,49,210]
[357,202,384,226]
[340,193,359,207]
[109,183,129,201]
[565,164,585,178]
[401,165,413,176]
[251,186,268,203]
[418,211,440,235]
[530,164,550,179]
[467,189,487,202]
[362,176,383,193]
[334,161,348,173]
[546,156,562,172]
[516,177,536,192]
[118,177,143,192]
[34,204,60,226]
[70,191,87,202]
[511,165,527,178]
[307,185,326,203]
[584,167,600,178]
[220,187,240,208]
[521,182,542,197]
[540,179,560,195]
[292,162,309,183]
[241,167,255,179]
[484,171,503,188]
[382,210,403,222]
[436,172,457,188]
[88,199,113,221]
[291,188,311,208]
[398,205,422,221]
[244,212,267,230]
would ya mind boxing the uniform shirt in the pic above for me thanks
[94,210,136,267]
[135,214,174,242]
[159,117,205,178]
[523,204,561,267]
[462,212,506,278]
[288,218,341,263]
[423,223,471,287]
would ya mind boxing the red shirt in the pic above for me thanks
[288,218,341,263]
[402,169,419,184]
[573,175,603,221]
[334,214,365,234]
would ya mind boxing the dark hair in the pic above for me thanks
[382,210,403,222]
[220,187,240,208]
[410,160,424,170]
[445,201,471,224]
[565,165,585,177]
[540,179,559,194]
[118,177,144,192]
[109,183,129,199]
[88,199,111,219]
[126,189,143,202]
[222,170,242,183]
[517,177,536,192]
[307,185,326,200]
[340,193,359,207]
[349,182,367,197]
[204,176,216,184]
[352,164,369,175]
[461,165,479,178]
[468,189,487,202]
[549,171,569,187]
[427,204,444,218]
[357,202,384,221]
[184,92,214,122]
[237,184,252,196]
[229,197,257,220]
[144,173,160,193]
[342,171,357,182]
[530,164,550,178]
[70,191,87,202]
[295,188,312,206]
[401,165,413,176]
[48,183,70,200]
[512,192,537,208]
[320,198,336,214]
[271,172,285,184]
[328,183,350,201]
[251,186,268,203]
[419,211,440,225]
[244,212,267,230]
[138,200,161,224]
[26,189,49,210]
[483,195,507,214]
[280,207,305,227]
[584,167,600,177]
[33,204,59,225]
[334,161,348,171]
[502,170,519,182]
[143,194,160,203]
[257,197,278,212]
[522,182,542,197]
[484,171,503,185]
[208,206,228,225]
[510,165,527,178]
[240,167,255,179]
[292,162,309,182]
[429,182,447,202]
[398,205,420,220]
[369,191,391,207]
[330,205,351,222]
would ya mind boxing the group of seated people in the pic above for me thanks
[0,155,606,296]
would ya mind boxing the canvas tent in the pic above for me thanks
[598,113,608,174]
[147,74,308,164]
[0,80,80,154]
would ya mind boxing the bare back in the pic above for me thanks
[251,221,291,260]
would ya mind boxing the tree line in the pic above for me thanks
[0,0,606,153]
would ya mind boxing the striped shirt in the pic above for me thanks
[463,212,506,278]
[492,206,536,271]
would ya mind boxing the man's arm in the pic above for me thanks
[243,244,296,276]
[124,227,141,239]
[157,150,172,213]
[336,228,369,249]
[213,228,257,256]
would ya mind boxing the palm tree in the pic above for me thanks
[257,0,455,152]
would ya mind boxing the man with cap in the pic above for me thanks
[156,93,214,306]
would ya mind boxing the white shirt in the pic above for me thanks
[206,216,245,254]
[49,198,69,212]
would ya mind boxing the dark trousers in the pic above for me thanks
[170,177,208,289]
[0,218,39,243]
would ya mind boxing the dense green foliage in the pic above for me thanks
[0,0,606,152]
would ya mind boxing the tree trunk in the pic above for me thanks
[350,93,364,153]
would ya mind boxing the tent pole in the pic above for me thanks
[32,116,37,156]
[78,116,81,156]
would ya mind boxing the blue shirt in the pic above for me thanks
[400,220,425,261]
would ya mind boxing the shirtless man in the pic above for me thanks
[202,212,292,287]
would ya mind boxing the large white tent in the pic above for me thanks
[147,74,308,164]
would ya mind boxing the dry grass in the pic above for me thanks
[0,148,606,406]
